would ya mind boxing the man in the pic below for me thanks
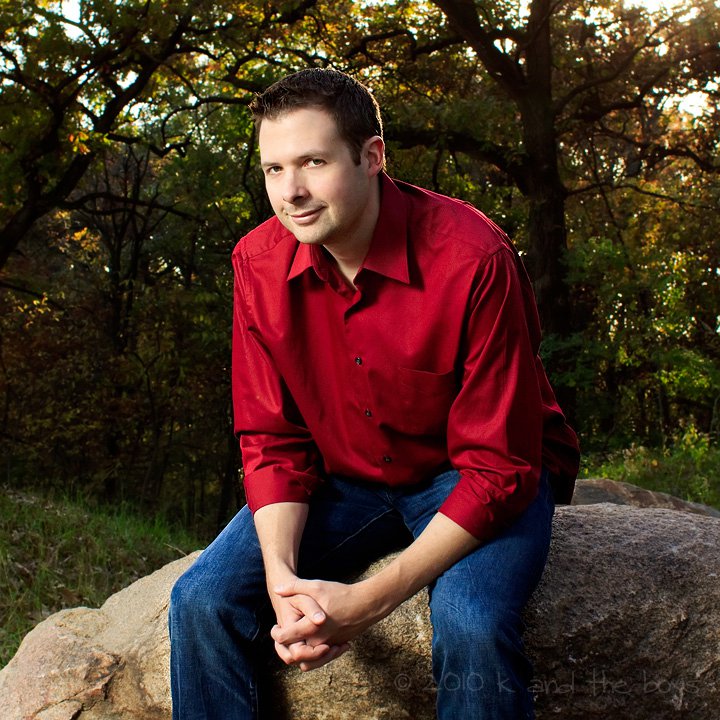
[169,68,580,719]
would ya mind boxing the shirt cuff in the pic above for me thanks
[438,469,540,541]
[244,466,321,514]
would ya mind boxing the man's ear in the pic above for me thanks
[364,135,385,177]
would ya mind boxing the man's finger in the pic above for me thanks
[299,643,351,672]
[274,639,332,665]
[271,616,325,645]
[273,640,296,666]
[274,578,314,596]
[286,593,326,626]
[289,641,331,663]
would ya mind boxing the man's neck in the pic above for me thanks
[323,178,381,288]
[328,250,364,289]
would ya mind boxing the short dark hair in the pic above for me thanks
[249,68,383,165]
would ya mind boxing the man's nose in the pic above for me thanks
[282,170,309,204]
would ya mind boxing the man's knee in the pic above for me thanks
[431,602,534,705]
[431,601,525,660]
[170,564,217,626]
[170,554,268,645]
[171,557,240,626]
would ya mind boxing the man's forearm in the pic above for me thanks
[253,502,309,587]
[271,510,483,652]
[271,513,480,669]
[360,512,482,620]
[254,501,346,669]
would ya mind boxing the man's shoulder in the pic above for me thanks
[394,179,512,257]
[233,216,296,267]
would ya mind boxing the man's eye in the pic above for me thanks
[306,158,324,167]
[265,166,281,175]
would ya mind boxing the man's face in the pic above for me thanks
[258,107,382,254]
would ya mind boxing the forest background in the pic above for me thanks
[1,0,720,547]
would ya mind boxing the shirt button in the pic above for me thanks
[383,455,392,463]
[354,356,363,365]
[364,409,373,417]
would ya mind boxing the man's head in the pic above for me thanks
[249,68,383,165]
[253,70,385,264]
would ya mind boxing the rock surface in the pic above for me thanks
[278,503,720,720]
[0,551,197,720]
[573,477,720,517]
[1,498,719,719]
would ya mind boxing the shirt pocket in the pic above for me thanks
[383,367,457,436]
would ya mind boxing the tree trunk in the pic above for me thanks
[433,0,577,419]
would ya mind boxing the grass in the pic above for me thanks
[580,428,720,511]
[0,487,202,668]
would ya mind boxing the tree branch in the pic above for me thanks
[386,126,529,193]
[60,191,199,221]
[431,0,527,97]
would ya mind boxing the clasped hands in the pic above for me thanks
[270,577,379,672]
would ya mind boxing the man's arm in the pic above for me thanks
[232,247,344,665]
[254,502,350,667]
[253,502,308,593]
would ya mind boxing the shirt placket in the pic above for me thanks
[343,286,396,475]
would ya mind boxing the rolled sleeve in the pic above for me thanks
[440,247,543,540]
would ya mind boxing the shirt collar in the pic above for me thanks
[360,173,410,284]
[287,243,329,282]
[286,240,322,282]
[286,173,410,285]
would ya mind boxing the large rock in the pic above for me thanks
[1,502,719,719]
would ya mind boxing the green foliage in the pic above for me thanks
[0,131,256,532]
[581,425,720,510]
[0,487,201,668]
[563,155,720,448]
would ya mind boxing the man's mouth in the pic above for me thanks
[288,208,322,225]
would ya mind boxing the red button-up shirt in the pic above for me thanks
[232,174,579,540]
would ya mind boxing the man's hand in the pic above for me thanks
[252,503,349,670]
[270,581,351,671]
[271,578,385,653]
[254,501,481,673]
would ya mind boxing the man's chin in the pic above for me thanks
[293,230,329,246]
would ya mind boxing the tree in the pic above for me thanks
[0,0,321,532]
[566,126,720,446]
[433,0,719,329]
[2,0,719,526]
[0,0,318,271]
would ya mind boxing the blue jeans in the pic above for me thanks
[169,469,554,719]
